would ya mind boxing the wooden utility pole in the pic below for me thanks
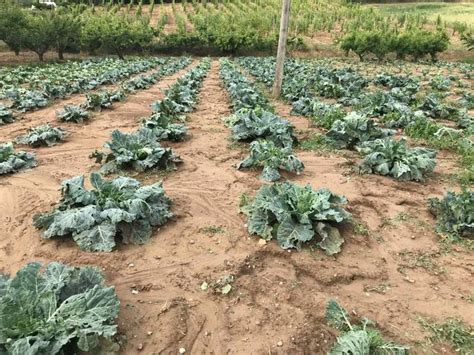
[272,0,291,97]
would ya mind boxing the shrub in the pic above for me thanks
[241,182,351,254]
[0,262,120,354]
[33,173,173,252]
[237,139,304,182]
[15,124,66,147]
[340,28,449,61]
[357,138,437,182]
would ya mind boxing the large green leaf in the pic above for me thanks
[329,330,371,355]
[242,182,350,253]
[0,262,119,354]
[34,174,173,252]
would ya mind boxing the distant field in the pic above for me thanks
[370,2,474,25]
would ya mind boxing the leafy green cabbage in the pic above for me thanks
[56,104,90,123]
[0,142,37,175]
[229,108,296,148]
[326,300,409,355]
[326,112,394,149]
[241,182,351,254]
[33,173,173,252]
[428,190,473,239]
[0,262,120,354]
[0,104,13,125]
[237,139,304,182]
[15,124,66,147]
[96,129,181,174]
[357,138,437,181]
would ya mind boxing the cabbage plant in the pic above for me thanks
[0,262,120,354]
[0,142,37,175]
[15,124,66,147]
[357,138,437,181]
[241,182,351,254]
[237,139,304,181]
[34,173,173,252]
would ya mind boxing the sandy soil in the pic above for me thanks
[0,59,473,354]
[0,64,165,142]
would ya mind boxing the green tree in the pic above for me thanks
[23,12,55,61]
[50,10,82,60]
[81,12,154,59]
[0,5,27,56]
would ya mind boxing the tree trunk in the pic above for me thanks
[116,48,125,60]
[58,49,64,60]
[272,0,291,97]
[38,52,44,61]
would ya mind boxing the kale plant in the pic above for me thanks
[15,124,66,147]
[34,173,173,252]
[237,140,304,182]
[0,142,37,175]
[428,190,473,239]
[357,138,437,181]
[241,182,351,254]
[0,262,120,354]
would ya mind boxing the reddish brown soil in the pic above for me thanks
[0,59,473,354]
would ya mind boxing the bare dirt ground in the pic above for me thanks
[0,64,165,142]
[1,59,473,354]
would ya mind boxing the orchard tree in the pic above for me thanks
[0,5,27,56]
[23,12,56,61]
[82,12,154,59]
[50,10,82,60]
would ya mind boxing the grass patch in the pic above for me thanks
[418,317,474,354]
[398,249,446,276]
[353,222,370,236]
[199,225,225,235]
[299,133,334,152]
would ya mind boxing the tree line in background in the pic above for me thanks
[0,2,154,60]
[0,0,471,61]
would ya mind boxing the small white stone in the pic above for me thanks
[179,348,186,354]
[277,341,283,347]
